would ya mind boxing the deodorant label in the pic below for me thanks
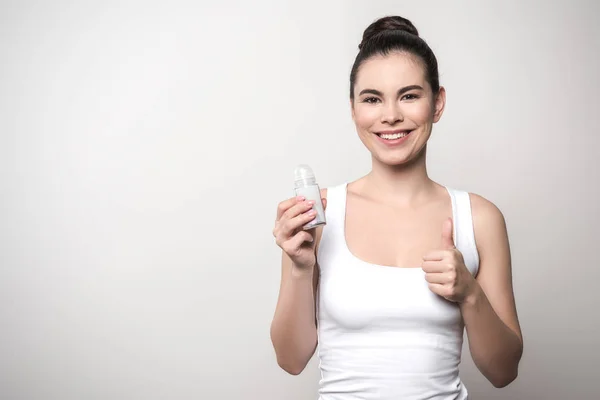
[295,184,326,229]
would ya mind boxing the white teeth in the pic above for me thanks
[379,131,409,140]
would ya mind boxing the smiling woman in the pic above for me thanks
[351,51,444,165]
[359,84,423,144]
[270,15,523,400]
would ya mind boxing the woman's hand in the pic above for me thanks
[422,217,477,303]
[273,195,327,271]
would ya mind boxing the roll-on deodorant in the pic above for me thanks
[294,164,326,230]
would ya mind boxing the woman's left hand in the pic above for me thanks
[422,217,477,303]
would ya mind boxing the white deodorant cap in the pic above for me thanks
[294,164,317,187]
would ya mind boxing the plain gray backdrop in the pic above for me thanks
[1,0,599,399]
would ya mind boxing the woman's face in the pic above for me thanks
[351,52,445,166]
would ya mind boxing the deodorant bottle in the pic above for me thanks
[294,164,326,230]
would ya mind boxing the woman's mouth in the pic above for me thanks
[374,129,413,145]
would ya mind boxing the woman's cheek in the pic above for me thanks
[355,106,380,128]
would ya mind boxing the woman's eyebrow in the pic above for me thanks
[358,85,424,97]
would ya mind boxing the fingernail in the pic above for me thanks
[297,196,305,201]
[307,200,316,205]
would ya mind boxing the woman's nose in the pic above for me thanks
[381,102,404,124]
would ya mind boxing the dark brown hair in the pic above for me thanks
[350,16,440,99]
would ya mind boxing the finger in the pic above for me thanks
[281,199,315,222]
[427,283,447,297]
[277,196,306,219]
[422,250,447,262]
[421,260,447,273]
[441,217,455,250]
[424,272,451,284]
[322,197,327,210]
[285,230,315,252]
[281,209,318,236]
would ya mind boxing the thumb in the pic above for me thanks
[442,217,455,249]
[322,197,327,210]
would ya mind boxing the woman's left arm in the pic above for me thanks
[461,194,523,387]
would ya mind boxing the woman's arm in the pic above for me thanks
[270,252,320,375]
[269,189,326,375]
[461,194,523,387]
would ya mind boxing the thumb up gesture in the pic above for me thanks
[422,218,476,303]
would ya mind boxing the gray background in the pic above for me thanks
[1,0,599,399]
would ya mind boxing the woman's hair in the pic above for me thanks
[350,16,440,99]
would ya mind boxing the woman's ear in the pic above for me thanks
[433,86,446,123]
[350,98,356,122]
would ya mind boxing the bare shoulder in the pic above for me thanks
[467,192,512,282]
[469,193,505,221]
[469,193,508,238]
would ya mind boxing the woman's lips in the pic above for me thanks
[374,129,413,146]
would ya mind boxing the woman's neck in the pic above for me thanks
[359,147,437,206]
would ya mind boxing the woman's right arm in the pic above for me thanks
[269,190,327,375]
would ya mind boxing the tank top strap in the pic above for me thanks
[323,182,347,227]
[316,182,348,266]
[445,187,480,276]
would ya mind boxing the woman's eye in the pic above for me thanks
[363,97,380,104]
[402,93,419,101]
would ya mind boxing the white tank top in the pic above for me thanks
[316,182,479,400]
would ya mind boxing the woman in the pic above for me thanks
[270,15,523,399]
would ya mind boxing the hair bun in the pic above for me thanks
[358,16,419,50]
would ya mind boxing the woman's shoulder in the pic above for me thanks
[468,192,506,228]
[464,192,508,254]
[443,183,504,223]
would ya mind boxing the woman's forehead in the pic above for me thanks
[355,53,427,90]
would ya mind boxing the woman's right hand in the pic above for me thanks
[273,196,327,271]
